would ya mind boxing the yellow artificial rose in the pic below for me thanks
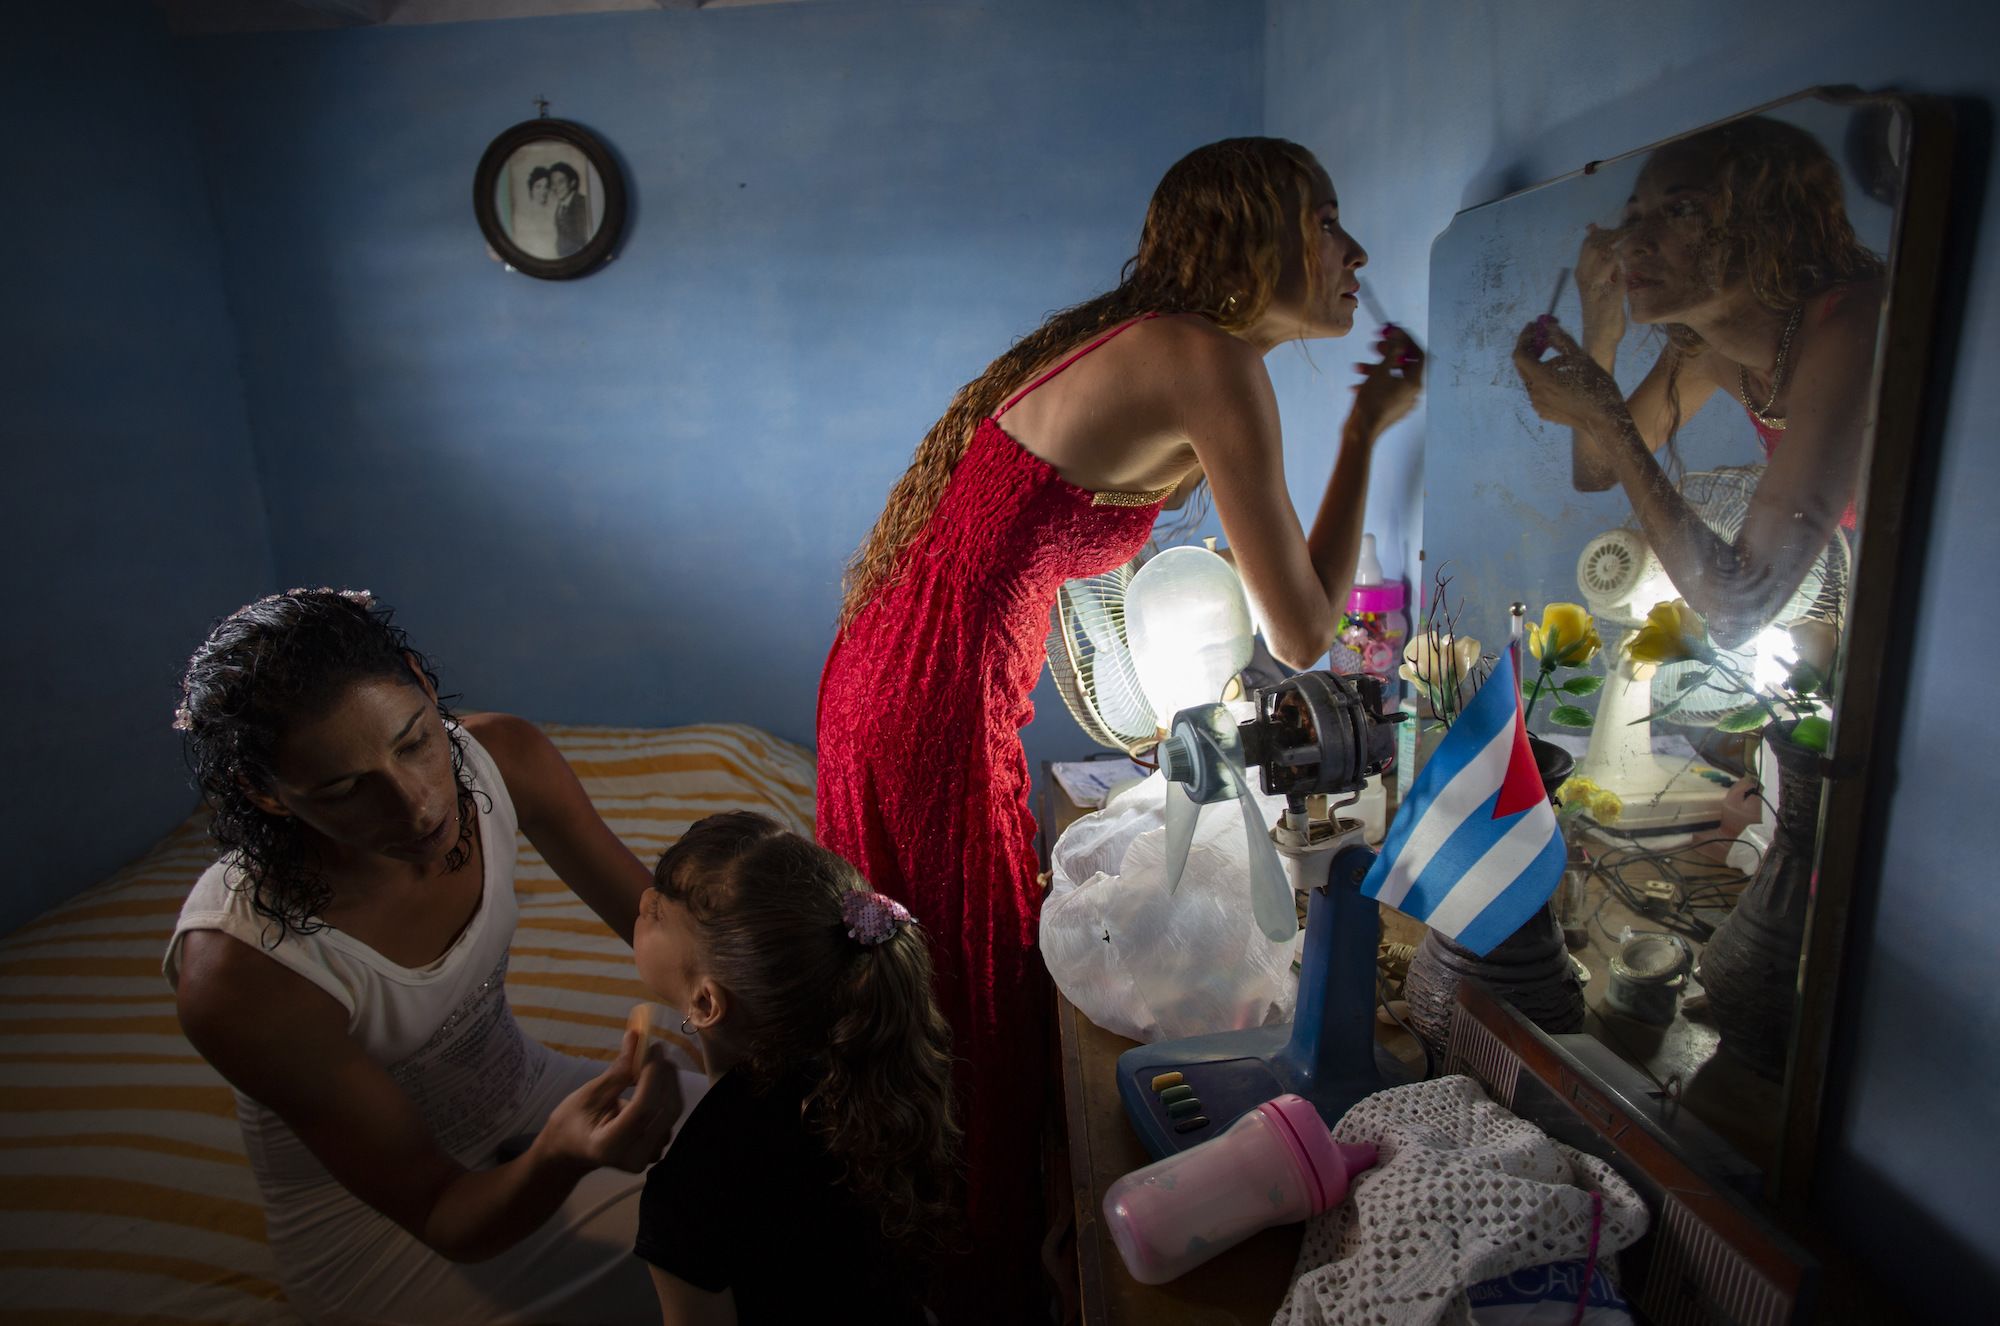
[1555,776,1599,807]
[1556,776,1623,826]
[1528,602,1602,668]
[1625,599,1712,666]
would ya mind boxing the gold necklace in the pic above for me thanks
[1738,305,1803,431]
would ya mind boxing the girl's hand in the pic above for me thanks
[539,1030,682,1173]
[1349,323,1424,440]
[1514,317,1628,445]
[1576,223,1626,356]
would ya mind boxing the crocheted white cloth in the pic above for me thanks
[1276,1075,1649,1325]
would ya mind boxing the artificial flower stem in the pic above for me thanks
[1709,658,1795,728]
[1523,668,1551,727]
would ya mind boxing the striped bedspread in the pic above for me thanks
[0,722,815,1325]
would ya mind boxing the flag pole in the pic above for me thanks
[1508,601,1527,700]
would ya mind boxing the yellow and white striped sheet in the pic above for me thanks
[0,721,815,1325]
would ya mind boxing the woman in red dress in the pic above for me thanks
[817,137,1422,1320]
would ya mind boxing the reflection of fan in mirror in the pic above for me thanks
[1572,466,1850,830]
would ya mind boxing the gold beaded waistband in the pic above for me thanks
[1091,484,1176,508]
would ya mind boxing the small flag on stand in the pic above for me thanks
[1363,649,1564,956]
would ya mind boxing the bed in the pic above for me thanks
[0,722,816,1325]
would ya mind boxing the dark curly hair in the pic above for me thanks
[654,812,962,1257]
[174,589,480,944]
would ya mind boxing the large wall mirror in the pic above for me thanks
[1423,86,1949,1204]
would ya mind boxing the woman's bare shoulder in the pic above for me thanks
[458,710,530,748]
[1119,313,1267,399]
[1812,273,1887,339]
[1129,310,1255,359]
[1787,275,1886,382]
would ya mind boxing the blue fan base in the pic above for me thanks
[1117,844,1416,1158]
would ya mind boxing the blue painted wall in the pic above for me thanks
[176,0,1262,793]
[19,4,1993,1298]
[1265,0,2000,1305]
[0,4,272,936]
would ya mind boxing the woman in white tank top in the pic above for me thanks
[163,589,688,1325]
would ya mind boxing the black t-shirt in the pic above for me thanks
[634,1069,926,1324]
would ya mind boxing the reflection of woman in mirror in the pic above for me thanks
[1513,116,1882,646]
[819,137,1421,1320]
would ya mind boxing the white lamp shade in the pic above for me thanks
[1125,546,1255,720]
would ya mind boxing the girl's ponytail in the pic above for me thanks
[654,814,962,1253]
[816,910,961,1248]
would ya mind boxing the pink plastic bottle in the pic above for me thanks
[1102,1095,1378,1285]
[1342,534,1408,696]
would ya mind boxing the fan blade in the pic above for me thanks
[1236,784,1297,942]
[1186,725,1297,942]
[1163,778,1198,895]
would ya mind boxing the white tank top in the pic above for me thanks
[163,727,558,1198]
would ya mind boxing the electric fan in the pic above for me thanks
[1042,550,1415,1156]
[1045,548,1161,757]
[1119,672,1409,1157]
[1572,465,1851,830]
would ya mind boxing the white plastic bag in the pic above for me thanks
[1040,772,1300,1043]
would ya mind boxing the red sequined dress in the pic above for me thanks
[816,317,1169,1317]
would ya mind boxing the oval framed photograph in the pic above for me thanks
[472,118,627,280]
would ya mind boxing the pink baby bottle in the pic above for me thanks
[1101,1095,1378,1285]
[1343,534,1408,696]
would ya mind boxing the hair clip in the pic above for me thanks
[840,890,912,947]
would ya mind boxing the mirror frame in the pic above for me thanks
[1425,86,1955,1208]
[1781,87,1952,1211]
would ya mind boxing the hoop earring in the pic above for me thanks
[679,1015,695,1036]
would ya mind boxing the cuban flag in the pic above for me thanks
[1363,649,1565,956]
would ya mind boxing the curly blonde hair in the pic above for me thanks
[838,137,1328,627]
[1651,116,1885,466]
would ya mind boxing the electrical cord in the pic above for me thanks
[1574,828,1759,946]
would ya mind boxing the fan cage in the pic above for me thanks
[1634,466,1853,725]
[1045,559,1161,757]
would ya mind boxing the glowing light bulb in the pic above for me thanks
[1750,623,1795,693]
[1125,547,1254,721]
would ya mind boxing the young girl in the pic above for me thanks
[631,811,959,1325]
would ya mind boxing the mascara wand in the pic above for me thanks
[1529,267,1573,355]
